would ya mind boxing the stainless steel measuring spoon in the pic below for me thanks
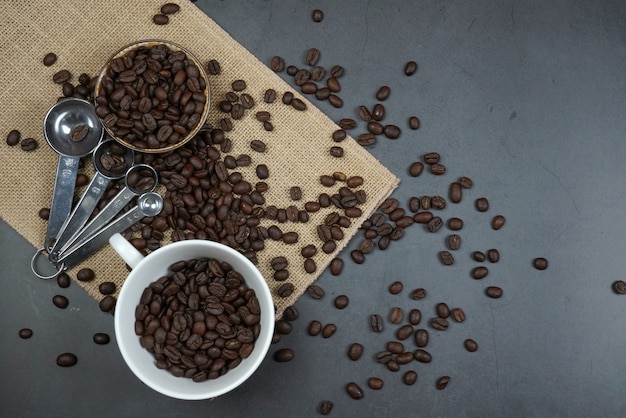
[56,164,158,256]
[52,192,164,272]
[48,138,134,261]
[41,98,103,252]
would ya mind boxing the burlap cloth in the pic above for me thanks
[0,0,398,318]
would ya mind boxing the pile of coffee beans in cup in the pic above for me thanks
[95,42,208,150]
[135,257,261,381]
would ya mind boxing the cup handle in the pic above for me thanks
[109,233,145,269]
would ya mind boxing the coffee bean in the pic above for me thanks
[99,295,116,312]
[411,288,426,300]
[282,231,299,244]
[52,295,69,309]
[415,329,429,347]
[328,94,343,108]
[334,295,349,309]
[274,348,294,362]
[315,87,331,100]
[451,308,466,323]
[98,281,116,295]
[305,48,321,66]
[448,235,461,251]
[487,249,500,263]
[430,163,446,175]
[404,61,418,76]
[332,129,346,142]
[38,207,50,220]
[367,121,384,135]
[357,132,376,146]
[389,281,403,295]
[472,266,489,280]
[69,124,89,142]
[439,251,454,265]
[421,196,431,210]
[357,105,372,121]
[346,382,364,400]
[408,309,421,325]
[431,195,446,210]
[414,349,432,363]
[396,324,414,340]
[161,3,180,14]
[376,85,391,101]
[389,307,403,324]
[436,376,450,390]
[93,333,110,345]
[19,328,33,339]
[52,69,71,84]
[492,215,506,230]
[426,216,443,233]
[372,103,385,121]
[329,146,344,157]
[424,153,440,164]
[271,256,289,271]
[387,341,404,354]
[76,268,95,282]
[312,9,324,22]
[448,217,464,231]
[301,81,317,94]
[231,79,246,91]
[408,162,424,177]
[152,13,169,25]
[383,124,401,139]
[613,280,626,294]
[403,370,418,386]
[473,251,486,262]
[449,182,462,203]
[276,319,293,335]
[459,176,473,188]
[326,76,340,92]
[533,257,548,270]
[367,377,384,390]
[408,116,420,130]
[56,272,70,288]
[347,343,363,361]
[339,118,357,130]
[6,129,20,146]
[351,250,365,264]
[308,320,323,336]
[262,88,277,104]
[475,197,489,212]
[464,338,478,352]
[281,306,299,322]
[57,352,78,367]
[270,56,285,72]
[322,323,337,338]
[485,286,503,298]
[370,314,384,333]
[319,400,333,416]
[430,317,449,331]
[43,52,57,66]
[20,138,38,151]
[330,258,344,275]
[436,303,450,319]
[255,164,269,180]
[307,284,324,299]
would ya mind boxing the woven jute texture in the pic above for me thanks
[0,0,398,318]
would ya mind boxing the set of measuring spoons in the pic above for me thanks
[31,98,164,279]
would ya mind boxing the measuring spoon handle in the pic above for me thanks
[44,155,80,251]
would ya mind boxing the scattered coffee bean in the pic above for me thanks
[415,328,429,347]
[436,303,450,319]
[330,258,344,275]
[451,308,466,323]
[19,328,33,339]
[408,309,422,325]
[76,268,95,282]
[275,319,293,335]
[330,146,344,157]
[308,320,323,336]
[408,162,424,177]
[492,215,506,230]
[99,295,116,312]
[472,266,489,280]
[487,249,500,263]
[20,138,38,151]
[274,348,295,362]
[56,272,70,288]
[447,217,464,231]
[436,376,450,390]
[6,129,20,146]
[408,116,420,130]
[270,56,285,72]
[473,251,486,262]
[358,105,372,121]
[414,349,432,363]
[383,124,401,139]
[282,305,299,321]
[312,9,324,22]
[322,323,337,338]
[305,48,321,66]
[403,370,418,385]
[367,121,384,135]
[69,125,89,142]
[370,314,384,333]
[346,382,364,399]
[56,352,78,367]
[367,377,384,390]
[411,288,426,300]
[448,234,461,251]
[371,103,385,121]
[464,338,478,352]
[307,284,325,299]
[389,307,404,324]
[160,3,180,14]
[613,280,626,295]
[475,197,489,212]
[152,13,169,25]
[319,400,333,415]
[426,216,443,233]
[351,250,365,264]
[404,60,418,76]
[37,207,50,220]
[277,283,295,297]
[348,343,363,361]
[389,281,403,295]
[93,333,110,345]
[334,295,349,309]
[459,176,473,188]
[533,257,548,270]
[430,317,449,331]
[396,324,414,340]
[52,295,69,309]
[376,86,391,101]
[332,129,346,142]
[328,94,343,108]
[430,163,446,175]
[449,182,462,203]
[439,251,454,265]
[485,286,503,298]
[43,52,57,66]
[52,69,71,84]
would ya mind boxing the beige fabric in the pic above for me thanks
[0,0,399,318]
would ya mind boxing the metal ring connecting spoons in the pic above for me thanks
[48,139,134,262]
[56,164,158,257]
[54,192,163,271]
[41,98,103,252]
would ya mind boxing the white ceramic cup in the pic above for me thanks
[110,233,274,400]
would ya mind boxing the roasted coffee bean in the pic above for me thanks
[263,88,277,103]
[98,281,116,295]
[448,217,464,231]
[383,124,401,139]
[69,125,88,142]
[312,9,324,22]
[449,182,462,203]
[275,319,293,335]
[408,309,422,325]
[431,195,446,210]
[291,98,307,111]
[315,87,331,100]
[464,338,478,352]
[93,332,110,345]
[357,132,376,146]
[387,341,404,354]
[322,323,337,338]
[366,121,383,135]
[448,235,461,251]
[491,215,506,230]
[411,288,426,300]
[43,52,57,66]
[311,66,325,81]
[430,163,446,175]
[326,76,340,92]
[301,81,317,94]
[250,139,267,153]
[231,79,246,91]
[282,231,299,244]
[38,207,50,220]
[386,360,400,372]
[332,129,346,142]
[300,244,317,258]
[436,376,450,390]
[404,61,418,76]
[426,216,443,233]
[408,161,424,177]
[436,303,450,319]
[439,251,454,265]
[6,129,20,146]
[305,48,321,66]
[52,69,71,84]
[485,286,503,298]
[346,382,364,400]
[473,251,486,262]
[282,305,299,321]
[414,349,432,363]
[376,351,393,364]
[329,65,344,78]
[487,249,500,263]
[358,105,372,121]
[161,3,180,14]
[389,281,403,295]
[328,94,343,108]
[76,268,95,282]
[270,56,285,72]
[614,281,626,294]
[423,152,440,164]
[273,348,294,362]
[459,176,473,188]
[367,377,384,390]
[370,314,384,333]
[99,295,116,313]
[347,342,363,361]
[329,146,344,157]
[350,250,365,264]
[329,258,344,275]
[396,324,414,340]
[306,320,322,337]
[307,284,325,299]
[334,295,349,309]
[389,307,403,324]
[472,266,489,280]
[286,65,298,76]
[408,116,420,130]
[451,308,466,323]
[56,272,70,288]
[152,13,169,25]
[403,370,418,386]
[376,85,391,101]
[339,118,357,130]
[20,138,38,151]
[372,103,385,121]
[294,69,310,86]
[271,256,289,271]
[475,197,489,212]
[56,353,78,367]
[52,295,68,309]
[430,317,449,331]
[533,257,548,270]
[255,164,269,179]
[415,329,429,347]
[19,328,33,339]
[421,196,431,210]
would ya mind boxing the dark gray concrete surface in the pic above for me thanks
[2,1,626,416]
